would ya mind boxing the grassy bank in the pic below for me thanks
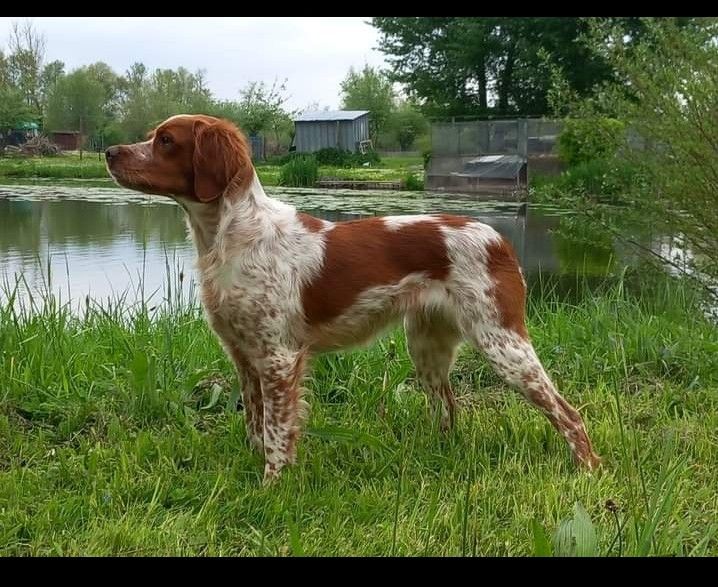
[1,274,716,555]
[0,153,423,188]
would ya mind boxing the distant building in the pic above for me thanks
[49,131,84,151]
[2,121,39,146]
[293,110,370,153]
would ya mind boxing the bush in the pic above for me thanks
[314,147,353,167]
[353,149,381,167]
[97,123,127,149]
[404,172,424,191]
[278,155,318,187]
[550,20,718,291]
[265,148,382,170]
[557,117,625,167]
[387,104,428,151]
[422,149,432,170]
[531,158,647,205]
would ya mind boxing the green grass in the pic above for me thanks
[0,177,117,188]
[259,159,422,186]
[373,154,423,170]
[0,154,424,188]
[0,154,108,179]
[0,270,716,556]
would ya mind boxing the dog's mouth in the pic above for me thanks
[107,165,159,195]
[107,164,188,200]
[106,164,135,187]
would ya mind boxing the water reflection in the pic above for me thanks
[0,184,615,311]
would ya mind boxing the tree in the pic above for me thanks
[208,80,294,149]
[85,62,122,116]
[39,60,65,114]
[1,44,38,136]
[118,62,150,140]
[340,65,396,143]
[371,18,494,117]
[0,50,11,87]
[387,102,428,150]
[237,79,293,138]
[0,85,36,136]
[6,20,46,112]
[118,63,213,140]
[45,67,106,146]
[147,67,212,118]
[371,17,704,118]
[550,18,718,290]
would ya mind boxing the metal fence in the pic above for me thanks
[430,118,564,157]
[249,134,265,161]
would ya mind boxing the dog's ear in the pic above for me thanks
[192,119,252,202]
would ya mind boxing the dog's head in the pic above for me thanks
[105,114,253,203]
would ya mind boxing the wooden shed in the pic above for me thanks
[293,110,370,153]
[49,131,84,151]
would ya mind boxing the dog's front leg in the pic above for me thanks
[228,348,265,453]
[257,348,308,485]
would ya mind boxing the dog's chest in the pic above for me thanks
[198,254,304,348]
[201,256,288,311]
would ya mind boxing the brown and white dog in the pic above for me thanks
[106,114,601,483]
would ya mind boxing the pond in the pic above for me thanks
[0,183,616,312]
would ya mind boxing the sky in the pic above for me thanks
[0,17,389,111]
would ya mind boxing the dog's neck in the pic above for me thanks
[178,170,296,258]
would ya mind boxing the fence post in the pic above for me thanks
[518,119,528,158]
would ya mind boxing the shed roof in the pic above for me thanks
[294,110,369,122]
[13,121,39,131]
[458,155,526,179]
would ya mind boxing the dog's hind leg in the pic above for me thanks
[465,322,601,470]
[405,309,463,433]
[453,236,600,469]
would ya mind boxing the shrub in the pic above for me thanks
[353,149,381,167]
[422,149,432,170]
[404,172,424,191]
[314,147,353,167]
[557,117,625,167]
[278,155,318,187]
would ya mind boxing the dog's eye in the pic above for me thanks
[159,135,172,146]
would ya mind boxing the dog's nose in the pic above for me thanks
[105,146,120,161]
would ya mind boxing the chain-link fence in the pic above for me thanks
[430,118,563,157]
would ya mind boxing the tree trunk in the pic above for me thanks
[498,44,515,114]
[478,63,488,111]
